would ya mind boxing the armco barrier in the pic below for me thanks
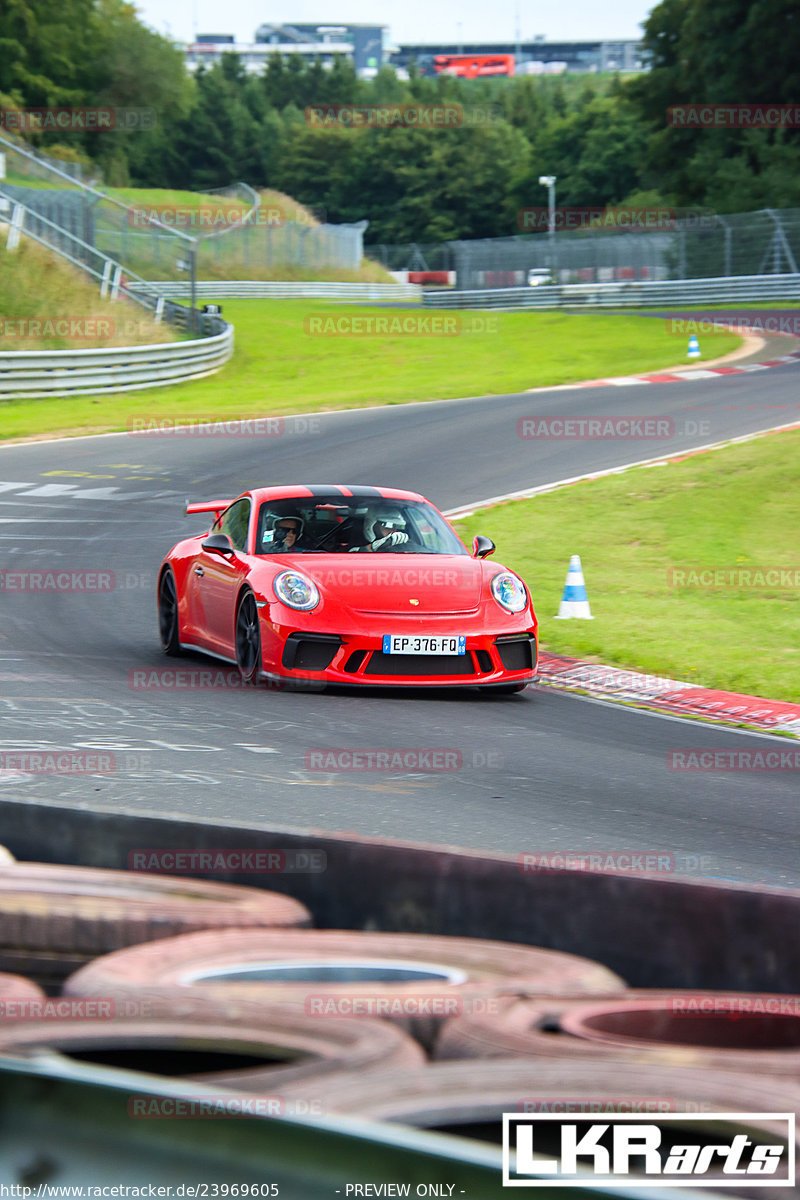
[422,273,800,309]
[127,280,422,301]
[0,323,233,399]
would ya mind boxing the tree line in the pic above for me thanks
[1,0,798,244]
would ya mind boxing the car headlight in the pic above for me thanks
[491,571,528,613]
[273,571,320,611]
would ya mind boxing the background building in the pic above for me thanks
[182,29,646,77]
[184,24,387,76]
[389,40,646,74]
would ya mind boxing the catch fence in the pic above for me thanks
[375,209,800,290]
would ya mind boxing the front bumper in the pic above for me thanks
[262,623,538,687]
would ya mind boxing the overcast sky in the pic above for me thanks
[134,0,654,47]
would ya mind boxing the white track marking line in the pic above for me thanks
[444,417,800,519]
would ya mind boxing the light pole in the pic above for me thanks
[539,174,556,280]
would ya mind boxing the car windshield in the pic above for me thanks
[255,495,468,555]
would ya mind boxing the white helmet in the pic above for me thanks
[269,513,305,546]
[365,507,406,543]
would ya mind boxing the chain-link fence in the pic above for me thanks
[0,132,195,319]
[367,243,456,273]
[0,133,368,289]
[376,210,800,290]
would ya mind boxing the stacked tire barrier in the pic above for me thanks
[0,845,796,1189]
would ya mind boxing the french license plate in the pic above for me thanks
[382,634,466,655]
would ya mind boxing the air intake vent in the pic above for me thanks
[365,652,475,677]
[495,635,533,672]
[282,634,341,671]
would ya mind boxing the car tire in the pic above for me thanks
[0,863,310,988]
[0,972,46,1006]
[274,1058,800,1138]
[235,589,261,684]
[0,998,424,1088]
[435,990,800,1077]
[158,567,181,657]
[558,993,800,1076]
[63,929,625,1050]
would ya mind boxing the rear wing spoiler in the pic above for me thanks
[185,499,233,520]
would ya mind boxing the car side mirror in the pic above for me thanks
[201,532,235,556]
[473,535,495,559]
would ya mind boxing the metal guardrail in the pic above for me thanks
[128,280,423,301]
[0,192,168,315]
[0,1056,739,1199]
[0,1056,513,1198]
[422,273,800,309]
[0,195,235,398]
[0,323,234,399]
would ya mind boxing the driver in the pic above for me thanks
[271,514,307,553]
[352,507,410,552]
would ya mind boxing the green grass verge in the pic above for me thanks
[1,301,740,442]
[454,428,800,702]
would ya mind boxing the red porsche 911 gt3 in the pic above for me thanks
[157,484,537,692]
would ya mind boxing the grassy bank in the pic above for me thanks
[0,300,740,441]
[454,428,800,702]
[0,240,175,351]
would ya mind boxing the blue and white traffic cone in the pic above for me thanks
[555,554,593,619]
[687,334,701,358]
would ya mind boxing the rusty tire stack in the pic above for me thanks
[0,852,796,1185]
[0,862,311,988]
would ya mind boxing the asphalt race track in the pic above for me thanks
[1,361,799,888]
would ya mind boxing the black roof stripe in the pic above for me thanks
[300,484,384,497]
